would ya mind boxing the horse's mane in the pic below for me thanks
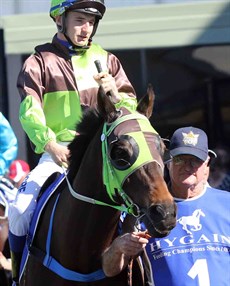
[68,107,103,180]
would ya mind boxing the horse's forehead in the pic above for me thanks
[113,118,162,157]
[115,120,141,136]
[113,114,159,139]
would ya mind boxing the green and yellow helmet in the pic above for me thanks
[50,0,106,19]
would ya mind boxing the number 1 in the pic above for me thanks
[188,259,210,286]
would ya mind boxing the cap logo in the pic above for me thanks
[182,131,199,146]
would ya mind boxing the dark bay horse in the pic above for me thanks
[19,85,177,286]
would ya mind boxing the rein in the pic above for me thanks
[64,170,135,214]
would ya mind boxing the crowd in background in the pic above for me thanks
[0,112,30,286]
[208,145,230,192]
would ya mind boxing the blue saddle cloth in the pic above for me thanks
[19,172,106,282]
[20,173,65,278]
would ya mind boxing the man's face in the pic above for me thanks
[168,154,210,198]
[57,11,96,46]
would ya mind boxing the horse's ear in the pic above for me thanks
[136,84,155,119]
[97,86,118,123]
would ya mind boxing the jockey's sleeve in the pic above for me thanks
[107,53,137,112]
[19,96,57,154]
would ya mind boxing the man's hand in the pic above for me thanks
[94,72,121,103]
[113,232,149,257]
[44,141,69,168]
[102,231,149,277]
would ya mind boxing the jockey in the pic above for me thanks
[0,112,18,177]
[8,0,137,284]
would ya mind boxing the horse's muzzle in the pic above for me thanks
[142,203,177,238]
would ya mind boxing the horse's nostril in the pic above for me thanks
[169,224,176,230]
[142,203,177,238]
[149,204,176,221]
[155,205,167,218]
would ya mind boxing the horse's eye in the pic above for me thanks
[109,135,139,170]
[109,142,132,170]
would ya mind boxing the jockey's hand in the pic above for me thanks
[94,72,121,104]
[44,141,69,168]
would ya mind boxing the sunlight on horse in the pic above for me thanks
[19,85,177,286]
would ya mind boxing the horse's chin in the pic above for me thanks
[147,227,171,238]
[143,218,175,238]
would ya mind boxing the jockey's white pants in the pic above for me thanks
[8,151,64,237]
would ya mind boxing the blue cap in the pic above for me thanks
[170,126,216,161]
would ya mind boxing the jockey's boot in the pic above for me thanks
[10,251,22,285]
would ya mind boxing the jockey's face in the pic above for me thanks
[56,11,95,46]
[167,154,210,199]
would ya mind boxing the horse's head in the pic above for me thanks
[97,84,177,238]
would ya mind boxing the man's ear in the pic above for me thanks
[204,167,210,181]
[204,159,210,179]
[206,155,211,166]
[166,161,171,171]
[55,15,62,27]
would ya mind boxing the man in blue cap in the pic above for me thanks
[166,126,217,199]
[102,126,230,286]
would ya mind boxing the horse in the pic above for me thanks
[177,209,205,235]
[19,85,177,286]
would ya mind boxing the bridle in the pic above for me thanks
[65,110,164,217]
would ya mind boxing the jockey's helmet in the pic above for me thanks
[50,0,105,40]
[50,0,106,19]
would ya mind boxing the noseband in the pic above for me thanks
[66,110,163,217]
